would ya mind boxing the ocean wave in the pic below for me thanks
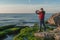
[0,13,52,26]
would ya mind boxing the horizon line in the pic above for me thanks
[0,12,56,14]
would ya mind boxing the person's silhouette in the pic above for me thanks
[36,8,46,32]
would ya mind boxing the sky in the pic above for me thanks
[0,0,60,13]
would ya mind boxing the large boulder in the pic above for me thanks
[47,13,60,27]
[34,32,55,40]
[34,32,54,38]
[34,27,60,40]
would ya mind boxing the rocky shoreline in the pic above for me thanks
[0,13,60,40]
[34,13,60,40]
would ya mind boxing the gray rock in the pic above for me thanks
[34,32,54,38]
[47,13,60,27]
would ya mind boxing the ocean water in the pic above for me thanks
[0,13,53,40]
[0,13,53,26]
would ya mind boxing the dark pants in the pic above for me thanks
[40,19,46,31]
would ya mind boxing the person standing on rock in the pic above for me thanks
[36,8,46,32]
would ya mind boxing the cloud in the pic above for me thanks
[0,4,60,13]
